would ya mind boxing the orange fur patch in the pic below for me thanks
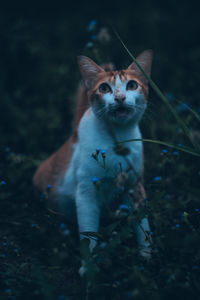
[89,70,149,99]
[86,108,91,115]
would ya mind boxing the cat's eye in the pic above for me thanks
[99,83,111,94]
[127,80,138,91]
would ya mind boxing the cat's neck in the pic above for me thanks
[92,108,141,132]
[84,108,141,145]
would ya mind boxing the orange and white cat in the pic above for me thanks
[33,50,153,260]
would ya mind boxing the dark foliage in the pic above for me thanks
[0,1,200,299]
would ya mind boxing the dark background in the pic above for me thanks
[0,1,200,300]
[1,0,200,156]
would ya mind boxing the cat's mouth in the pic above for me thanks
[109,105,134,118]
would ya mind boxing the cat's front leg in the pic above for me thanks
[135,216,152,259]
[76,182,101,250]
[133,180,152,259]
[76,182,101,275]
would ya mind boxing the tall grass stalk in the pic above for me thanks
[113,30,200,155]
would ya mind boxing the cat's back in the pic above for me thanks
[33,136,75,193]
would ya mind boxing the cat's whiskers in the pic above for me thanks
[95,106,107,120]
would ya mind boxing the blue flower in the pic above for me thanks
[1,180,6,185]
[30,223,35,228]
[100,149,106,158]
[87,20,97,32]
[175,223,180,228]
[5,146,11,152]
[1,253,6,258]
[139,266,145,271]
[149,231,154,236]
[47,184,52,189]
[153,176,162,181]
[91,177,99,182]
[194,208,199,212]
[125,291,133,297]
[177,143,182,147]
[175,102,189,113]
[96,148,101,154]
[40,193,45,199]
[85,42,94,49]
[5,289,12,293]
[91,35,97,40]
[99,242,108,248]
[173,151,179,156]
[118,204,129,210]
[59,223,67,230]
[100,149,106,154]
[166,92,175,101]
[162,149,168,153]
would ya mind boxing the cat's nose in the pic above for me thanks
[114,96,126,103]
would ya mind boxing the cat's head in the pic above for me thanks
[77,50,153,125]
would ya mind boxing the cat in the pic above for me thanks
[33,50,153,272]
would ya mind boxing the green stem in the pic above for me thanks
[117,138,200,157]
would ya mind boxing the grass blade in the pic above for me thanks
[118,138,200,157]
[113,30,199,151]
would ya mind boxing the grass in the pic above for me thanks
[1,145,200,300]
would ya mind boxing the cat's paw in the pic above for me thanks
[78,264,87,277]
[139,246,152,260]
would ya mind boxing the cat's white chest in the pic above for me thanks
[59,110,143,201]
[77,111,143,180]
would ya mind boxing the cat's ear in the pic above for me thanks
[77,56,104,89]
[128,50,153,82]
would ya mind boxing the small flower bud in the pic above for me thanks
[96,148,100,155]
[87,20,97,32]
[118,204,129,211]
[100,149,106,158]
[153,176,162,181]
[162,149,168,153]
[91,177,100,189]
[173,151,179,156]
[91,152,97,160]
